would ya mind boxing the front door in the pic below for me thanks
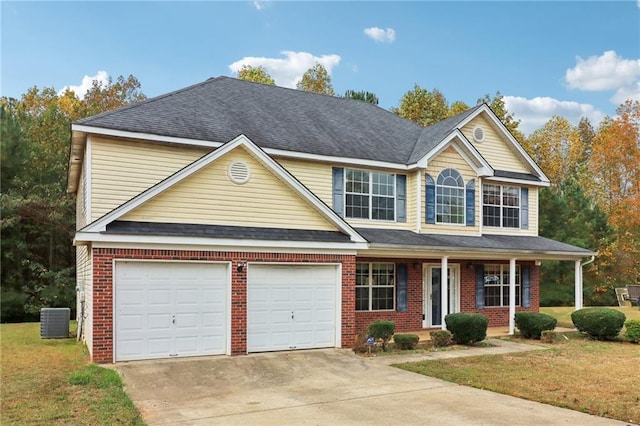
[423,265,460,328]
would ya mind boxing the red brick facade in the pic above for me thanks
[90,249,538,363]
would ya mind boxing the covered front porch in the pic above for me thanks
[354,228,596,336]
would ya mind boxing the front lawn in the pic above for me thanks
[1,322,143,425]
[395,331,639,424]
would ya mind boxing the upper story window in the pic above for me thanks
[436,168,464,224]
[345,169,395,221]
[483,184,520,228]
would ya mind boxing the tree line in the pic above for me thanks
[1,65,637,321]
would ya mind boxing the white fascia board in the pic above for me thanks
[483,175,550,187]
[457,105,550,183]
[71,124,222,149]
[75,231,368,251]
[71,124,413,171]
[415,131,493,176]
[361,244,594,260]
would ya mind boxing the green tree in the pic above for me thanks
[477,91,522,140]
[343,90,379,105]
[391,84,448,127]
[448,100,470,117]
[296,63,335,95]
[538,180,615,306]
[237,65,275,85]
[0,75,146,322]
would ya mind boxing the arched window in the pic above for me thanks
[436,168,464,224]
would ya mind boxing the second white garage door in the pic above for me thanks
[247,264,339,353]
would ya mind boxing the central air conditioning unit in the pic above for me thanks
[40,308,70,338]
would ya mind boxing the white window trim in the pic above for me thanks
[482,184,521,229]
[345,168,397,222]
[484,264,521,308]
[355,262,396,312]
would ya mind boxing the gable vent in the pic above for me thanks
[473,126,485,142]
[228,161,251,184]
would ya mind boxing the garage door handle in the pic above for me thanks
[291,311,294,319]
[172,315,176,324]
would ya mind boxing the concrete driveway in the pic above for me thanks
[114,347,627,425]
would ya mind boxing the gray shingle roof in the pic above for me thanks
[76,77,481,165]
[355,228,595,257]
[106,221,353,243]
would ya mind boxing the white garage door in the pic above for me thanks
[247,264,338,353]
[115,261,228,361]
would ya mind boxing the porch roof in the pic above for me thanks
[355,228,596,260]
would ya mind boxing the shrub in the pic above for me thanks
[367,320,395,350]
[445,313,488,345]
[571,307,626,340]
[393,334,419,350]
[514,312,557,339]
[430,330,453,347]
[624,320,640,344]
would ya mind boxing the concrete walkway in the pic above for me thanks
[114,339,629,425]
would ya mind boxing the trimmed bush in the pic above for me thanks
[367,320,395,350]
[571,307,626,340]
[445,313,488,345]
[430,330,453,347]
[624,320,640,343]
[514,312,557,339]
[394,334,419,350]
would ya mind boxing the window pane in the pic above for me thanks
[355,287,369,311]
[437,170,465,224]
[503,207,519,228]
[372,196,395,220]
[372,287,394,310]
[483,205,501,227]
[372,172,395,196]
[346,169,369,194]
[502,186,520,207]
[346,194,369,219]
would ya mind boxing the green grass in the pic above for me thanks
[395,308,640,424]
[1,322,144,425]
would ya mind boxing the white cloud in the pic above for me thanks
[253,1,268,11]
[503,96,606,135]
[59,70,109,98]
[229,51,341,88]
[565,50,640,104]
[363,27,396,43]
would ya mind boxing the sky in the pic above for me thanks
[2,1,639,135]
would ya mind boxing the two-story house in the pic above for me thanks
[67,77,594,363]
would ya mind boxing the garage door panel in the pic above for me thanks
[116,262,229,361]
[248,264,338,353]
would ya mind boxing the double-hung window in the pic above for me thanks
[484,264,520,307]
[483,184,520,228]
[345,169,395,220]
[356,262,395,311]
[436,168,465,224]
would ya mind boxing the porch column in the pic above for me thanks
[574,260,582,310]
[509,258,516,335]
[441,256,448,330]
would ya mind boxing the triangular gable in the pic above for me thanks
[81,135,366,244]
[416,129,493,176]
[457,104,550,184]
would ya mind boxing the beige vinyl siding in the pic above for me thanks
[462,115,531,174]
[277,158,333,204]
[278,158,416,230]
[422,146,480,236]
[76,245,92,354]
[121,146,338,231]
[482,185,538,236]
[76,159,88,230]
[91,136,209,220]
